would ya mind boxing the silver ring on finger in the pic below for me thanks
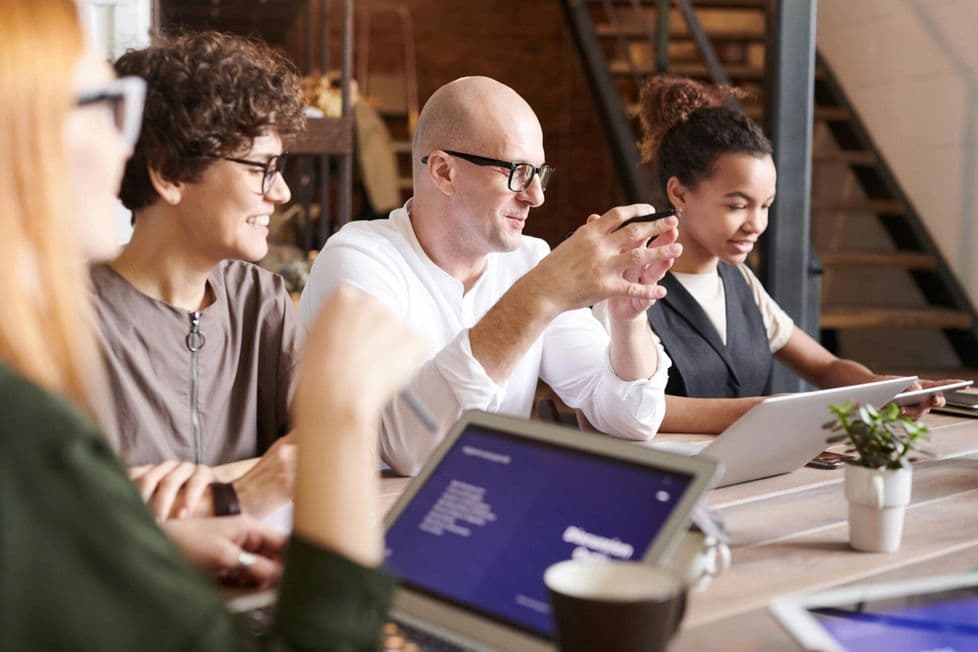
[236,550,257,571]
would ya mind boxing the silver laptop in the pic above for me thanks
[382,410,720,651]
[668,376,915,487]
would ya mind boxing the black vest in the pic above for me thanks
[647,263,772,398]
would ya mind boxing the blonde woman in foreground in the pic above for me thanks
[0,1,421,649]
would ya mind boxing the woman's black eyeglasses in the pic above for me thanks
[421,150,555,193]
[221,154,289,195]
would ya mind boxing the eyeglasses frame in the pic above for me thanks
[74,75,146,149]
[220,153,290,196]
[421,149,555,192]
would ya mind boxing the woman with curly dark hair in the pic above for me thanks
[636,75,952,433]
[91,32,308,521]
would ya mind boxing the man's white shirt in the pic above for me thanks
[299,200,670,475]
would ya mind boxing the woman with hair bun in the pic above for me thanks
[636,75,951,433]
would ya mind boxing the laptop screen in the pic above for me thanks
[384,423,695,639]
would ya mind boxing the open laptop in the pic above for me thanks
[381,410,720,651]
[648,376,915,488]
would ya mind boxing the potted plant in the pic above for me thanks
[827,402,928,553]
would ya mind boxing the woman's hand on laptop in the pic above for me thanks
[161,515,286,589]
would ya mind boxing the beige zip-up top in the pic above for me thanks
[90,260,302,466]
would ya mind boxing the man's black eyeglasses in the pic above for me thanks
[421,150,555,193]
[221,154,289,195]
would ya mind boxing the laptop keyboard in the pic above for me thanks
[237,606,472,651]
[238,604,275,635]
[385,620,473,651]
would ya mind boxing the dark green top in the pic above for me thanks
[0,364,394,651]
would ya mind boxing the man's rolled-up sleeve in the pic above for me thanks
[539,308,671,440]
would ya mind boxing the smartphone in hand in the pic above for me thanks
[806,451,854,470]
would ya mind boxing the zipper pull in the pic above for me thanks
[186,311,206,352]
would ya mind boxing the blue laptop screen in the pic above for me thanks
[384,424,694,639]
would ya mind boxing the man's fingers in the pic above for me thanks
[638,257,676,285]
[593,203,656,231]
[613,243,682,272]
[647,225,680,248]
[606,278,667,303]
[609,217,678,250]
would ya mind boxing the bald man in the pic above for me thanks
[300,77,682,475]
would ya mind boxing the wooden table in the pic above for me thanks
[378,412,978,651]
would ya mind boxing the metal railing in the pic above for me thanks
[560,0,744,204]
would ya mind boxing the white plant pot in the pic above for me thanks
[844,464,912,553]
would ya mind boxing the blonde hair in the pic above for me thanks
[0,0,103,416]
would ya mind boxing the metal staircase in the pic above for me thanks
[561,0,978,369]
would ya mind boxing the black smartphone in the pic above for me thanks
[806,451,853,470]
[614,208,678,231]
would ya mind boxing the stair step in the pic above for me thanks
[624,102,846,124]
[821,307,973,330]
[820,251,939,270]
[595,23,765,41]
[609,60,764,80]
[813,105,849,122]
[811,199,906,215]
[813,149,876,166]
[587,0,768,6]
[391,140,412,154]
[377,107,411,119]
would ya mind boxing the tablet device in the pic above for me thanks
[890,380,973,406]
[769,572,978,652]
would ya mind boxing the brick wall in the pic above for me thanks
[293,0,626,247]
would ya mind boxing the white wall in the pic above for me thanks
[76,0,151,59]
[76,0,151,244]
[818,0,978,306]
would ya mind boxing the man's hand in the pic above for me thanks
[470,204,681,386]
[129,461,217,521]
[531,204,681,314]
[160,515,286,589]
[600,209,681,323]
